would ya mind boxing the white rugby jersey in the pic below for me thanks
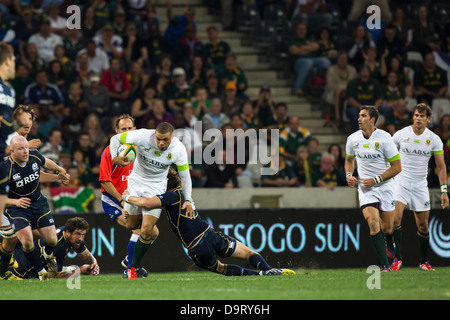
[111,129,189,182]
[346,128,400,185]
[392,126,443,182]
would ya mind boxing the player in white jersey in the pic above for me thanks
[110,122,194,278]
[345,106,401,271]
[390,103,449,271]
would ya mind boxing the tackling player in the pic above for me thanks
[0,42,16,158]
[8,216,99,280]
[123,168,295,277]
[110,122,194,279]
[390,103,449,271]
[345,106,401,272]
[2,135,70,280]
[99,114,146,277]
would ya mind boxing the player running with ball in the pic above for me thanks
[110,122,194,279]
[389,103,449,271]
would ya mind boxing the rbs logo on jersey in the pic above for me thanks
[15,171,39,188]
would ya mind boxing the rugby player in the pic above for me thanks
[345,105,401,272]
[110,122,194,279]
[123,167,295,277]
[390,103,449,271]
[2,135,70,280]
[99,114,146,277]
[8,216,99,280]
[0,42,16,158]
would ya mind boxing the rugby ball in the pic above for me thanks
[117,143,136,163]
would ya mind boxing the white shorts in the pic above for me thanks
[358,181,395,212]
[125,178,167,218]
[393,178,430,212]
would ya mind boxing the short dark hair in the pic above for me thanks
[0,42,14,65]
[167,167,181,190]
[361,105,379,124]
[156,122,174,135]
[65,217,89,233]
[115,114,135,129]
[12,104,36,121]
[412,102,432,118]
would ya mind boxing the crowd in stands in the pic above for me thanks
[1,0,449,191]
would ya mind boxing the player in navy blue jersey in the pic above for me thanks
[2,135,70,280]
[9,216,99,280]
[0,42,17,158]
[123,168,295,277]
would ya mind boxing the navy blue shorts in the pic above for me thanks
[6,195,54,232]
[188,228,237,271]
[101,194,123,222]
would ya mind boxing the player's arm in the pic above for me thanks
[110,129,144,167]
[77,250,100,275]
[39,171,69,185]
[123,192,162,210]
[434,152,449,208]
[362,155,401,188]
[5,197,30,208]
[42,158,70,182]
[344,154,358,188]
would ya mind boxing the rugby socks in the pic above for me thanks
[44,243,56,257]
[127,234,139,269]
[0,243,12,277]
[370,231,390,267]
[224,264,260,276]
[249,253,271,271]
[23,246,44,272]
[393,225,402,260]
[417,231,430,264]
[130,235,153,268]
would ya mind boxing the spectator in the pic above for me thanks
[140,98,173,128]
[252,85,275,129]
[203,25,231,67]
[348,25,375,68]
[78,40,110,75]
[391,7,411,48]
[24,69,65,119]
[294,145,312,187]
[18,43,44,79]
[434,36,450,72]
[312,152,347,190]
[39,128,63,163]
[175,23,203,69]
[220,82,243,117]
[413,52,448,107]
[47,3,67,37]
[328,143,345,171]
[173,111,202,157]
[345,66,383,131]
[379,55,412,98]
[261,153,299,187]
[53,44,73,75]
[307,136,322,173]
[192,86,211,120]
[206,72,221,99]
[164,2,197,45]
[112,8,128,38]
[72,132,99,175]
[0,9,18,47]
[35,104,57,141]
[81,5,99,40]
[83,73,111,118]
[63,81,88,123]
[265,102,289,130]
[203,149,238,188]
[202,98,230,131]
[289,21,331,97]
[317,26,336,64]
[127,61,150,98]
[376,24,406,66]
[66,52,91,88]
[280,116,311,164]
[385,98,411,136]
[14,7,39,43]
[93,24,124,59]
[47,60,66,91]
[188,55,208,89]
[292,0,333,36]
[361,47,381,82]
[64,27,86,63]
[182,102,198,128]
[381,71,406,112]
[324,51,357,128]
[71,148,95,188]
[240,100,260,131]
[28,19,63,63]
[123,24,150,70]
[166,67,195,114]
[130,84,156,128]
[411,5,440,55]
[92,0,114,28]
[144,22,173,68]
[215,53,248,98]
[11,63,33,104]
[59,149,72,171]
[101,57,131,115]
[83,112,107,159]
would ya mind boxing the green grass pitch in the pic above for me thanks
[1,267,449,300]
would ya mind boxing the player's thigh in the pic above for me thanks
[361,205,381,232]
[14,226,34,250]
[38,225,58,246]
[231,240,256,260]
[394,201,407,225]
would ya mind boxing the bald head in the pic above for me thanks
[10,135,29,163]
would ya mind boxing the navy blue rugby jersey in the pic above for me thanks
[0,77,16,155]
[2,149,46,201]
[156,187,210,250]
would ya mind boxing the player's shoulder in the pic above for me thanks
[346,130,362,142]
[29,149,44,163]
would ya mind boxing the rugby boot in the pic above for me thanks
[419,261,435,271]
[381,265,392,272]
[390,258,402,271]
[127,267,138,279]
[39,270,49,281]
[280,269,296,275]
[261,268,282,275]
[42,247,57,272]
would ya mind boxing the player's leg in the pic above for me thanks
[14,226,47,278]
[391,201,406,264]
[115,214,141,270]
[414,210,434,270]
[362,204,390,269]
[0,217,17,278]
[231,241,272,271]
[129,213,159,270]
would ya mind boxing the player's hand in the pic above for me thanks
[182,201,194,219]
[15,197,31,208]
[441,193,449,209]
[362,178,375,188]
[347,176,358,188]
[113,156,131,167]
[88,264,100,276]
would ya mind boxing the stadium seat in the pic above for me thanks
[263,4,287,29]
[236,4,261,31]
[253,20,278,47]
[271,34,290,61]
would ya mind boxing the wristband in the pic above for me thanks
[441,184,447,194]
[346,172,352,180]
[124,194,131,203]
[373,175,383,184]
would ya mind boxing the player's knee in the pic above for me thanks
[417,221,428,234]
[22,241,35,252]
[141,227,158,242]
